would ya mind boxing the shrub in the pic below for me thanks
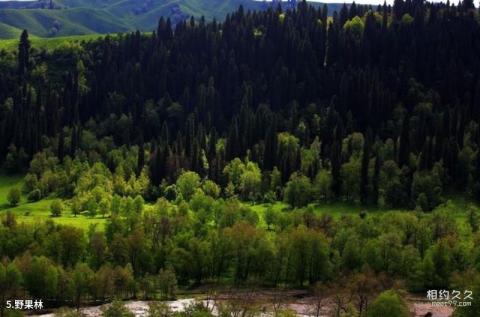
[28,189,42,202]
[367,290,409,317]
[101,301,134,317]
[7,188,21,206]
[158,268,177,300]
[50,199,64,217]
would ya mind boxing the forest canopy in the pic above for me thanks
[1,0,480,316]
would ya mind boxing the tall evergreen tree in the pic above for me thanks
[360,133,371,205]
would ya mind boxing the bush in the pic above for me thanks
[164,184,178,201]
[23,173,39,193]
[264,207,279,230]
[28,189,42,202]
[7,188,21,206]
[415,193,430,212]
[50,199,64,217]
[202,180,221,198]
[367,290,409,317]
[263,190,277,203]
[284,173,313,208]
[176,171,201,201]
[158,268,177,300]
[101,301,134,317]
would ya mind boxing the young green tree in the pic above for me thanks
[139,274,156,300]
[341,158,361,201]
[86,195,98,218]
[348,268,380,316]
[422,239,453,289]
[0,262,22,317]
[367,290,409,317]
[313,170,332,202]
[176,171,201,201]
[133,195,144,214]
[223,158,246,189]
[72,263,94,309]
[239,161,262,201]
[158,268,177,300]
[454,274,480,317]
[467,205,480,232]
[264,207,280,230]
[284,173,313,208]
[50,199,64,217]
[27,189,41,202]
[223,221,273,284]
[88,230,108,270]
[23,256,59,299]
[286,226,331,286]
[381,160,408,208]
[7,188,21,206]
[47,227,87,267]
[202,180,221,198]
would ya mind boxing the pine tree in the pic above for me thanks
[137,136,145,176]
[398,116,410,167]
[58,128,65,162]
[18,30,30,84]
[360,133,371,205]
[372,152,382,205]
[331,135,342,198]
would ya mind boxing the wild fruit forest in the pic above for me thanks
[1,0,480,316]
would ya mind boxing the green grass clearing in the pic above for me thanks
[0,33,108,51]
[4,198,107,231]
[250,200,394,220]
[250,197,477,231]
[1,173,478,233]
[0,173,107,230]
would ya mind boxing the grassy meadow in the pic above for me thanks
[0,172,107,230]
[0,33,107,51]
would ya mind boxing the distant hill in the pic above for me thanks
[0,0,345,39]
[0,21,23,38]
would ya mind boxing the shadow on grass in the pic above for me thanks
[0,202,16,211]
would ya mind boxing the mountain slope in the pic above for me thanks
[0,22,23,38]
[0,8,129,37]
[0,0,338,39]
[178,0,265,19]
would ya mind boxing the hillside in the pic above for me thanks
[2,2,480,316]
[0,8,129,37]
[0,22,23,38]
[0,0,341,38]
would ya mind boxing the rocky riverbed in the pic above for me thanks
[29,292,455,317]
